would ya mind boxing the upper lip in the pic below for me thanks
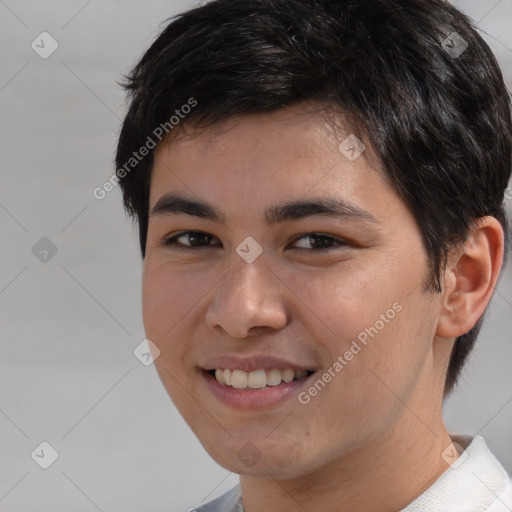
[200,354,317,372]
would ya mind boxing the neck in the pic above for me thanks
[239,406,455,512]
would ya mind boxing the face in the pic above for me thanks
[142,103,445,478]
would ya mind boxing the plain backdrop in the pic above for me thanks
[1,1,511,511]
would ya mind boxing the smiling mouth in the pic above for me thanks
[205,368,316,389]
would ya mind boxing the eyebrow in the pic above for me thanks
[150,192,379,225]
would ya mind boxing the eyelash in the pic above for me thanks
[160,231,348,252]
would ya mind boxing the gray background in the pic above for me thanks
[0,1,511,511]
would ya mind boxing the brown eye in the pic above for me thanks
[162,231,220,248]
[290,233,347,251]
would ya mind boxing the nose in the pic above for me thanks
[205,254,289,338]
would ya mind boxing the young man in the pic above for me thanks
[115,0,512,510]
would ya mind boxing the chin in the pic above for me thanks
[199,433,311,478]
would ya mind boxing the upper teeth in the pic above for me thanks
[214,368,308,389]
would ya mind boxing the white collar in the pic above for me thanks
[400,434,512,511]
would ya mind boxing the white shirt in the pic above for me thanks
[193,435,512,512]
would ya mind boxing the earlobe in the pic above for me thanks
[436,216,504,339]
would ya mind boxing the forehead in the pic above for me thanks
[149,103,397,222]
[157,103,374,156]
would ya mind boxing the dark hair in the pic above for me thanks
[115,0,512,397]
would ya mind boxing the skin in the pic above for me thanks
[141,102,504,511]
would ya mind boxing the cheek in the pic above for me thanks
[292,262,432,400]
[141,262,209,353]
[141,263,210,410]
[291,263,397,350]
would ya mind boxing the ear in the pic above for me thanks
[436,216,504,338]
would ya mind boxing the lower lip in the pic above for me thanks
[201,370,316,409]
